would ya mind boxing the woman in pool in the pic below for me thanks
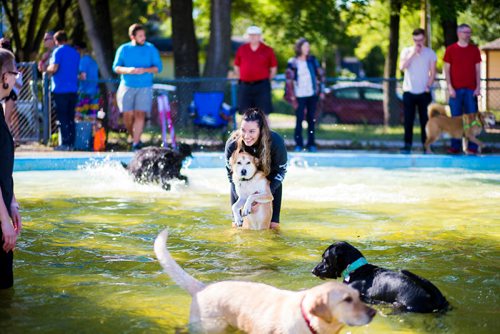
[225,108,287,229]
[0,48,22,289]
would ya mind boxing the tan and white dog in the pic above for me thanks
[154,229,376,334]
[424,103,496,154]
[231,151,273,230]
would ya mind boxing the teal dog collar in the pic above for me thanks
[341,257,368,280]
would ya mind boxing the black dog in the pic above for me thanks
[123,143,192,191]
[312,242,449,313]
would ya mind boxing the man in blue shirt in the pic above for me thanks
[113,23,162,151]
[47,30,80,150]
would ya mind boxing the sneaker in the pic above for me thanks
[446,147,461,155]
[294,146,303,152]
[307,145,317,153]
[465,148,478,155]
[131,141,144,151]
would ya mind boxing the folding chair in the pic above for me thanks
[189,91,235,142]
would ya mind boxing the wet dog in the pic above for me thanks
[312,241,449,313]
[154,229,376,334]
[123,143,192,190]
[424,103,496,154]
[230,151,273,229]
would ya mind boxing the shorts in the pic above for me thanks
[449,88,477,117]
[116,84,153,114]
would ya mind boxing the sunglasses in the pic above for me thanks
[6,71,20,79]
[413,38,425,42]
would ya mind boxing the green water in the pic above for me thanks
[1,162,499,333]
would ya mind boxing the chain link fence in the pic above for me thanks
[8,70,500,149]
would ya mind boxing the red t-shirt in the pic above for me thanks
[443,43,481,90]
[234,43,278,82]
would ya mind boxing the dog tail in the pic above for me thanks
[427,103,447,119]
[154,229,206,296]
[401,270,449,312]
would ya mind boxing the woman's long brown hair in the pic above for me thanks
[231,108,272,176]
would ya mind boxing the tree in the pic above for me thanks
[1,0,57,61]
[383,0,402,126]
[203,0,231,79]
[78,0,116,92]
[171,0,200,126]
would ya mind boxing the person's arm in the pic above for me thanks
[269,66,277,80]
[46,63,58,74]
[0,189,17,253]
[268,133,288,193]
[10,194,21,235]
[233,66,240,79]
[399,47,419,71]
[443,62,455,98]
[474,62,481,96]
[224,138,236,184]
[426,59,436,92]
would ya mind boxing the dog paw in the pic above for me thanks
[242,204,252,217]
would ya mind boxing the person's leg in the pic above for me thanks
[402,92,416,150]
[0,230,14,289]
[131,87,153,146]
[305,95,318,148]
[463,89,479,152]
[294,98,307,148]
[123,111,135,137]
[54,93,71,146]
[254,80,273,115]
[67,93,78,147]
[449,89,465,151]
[271,184,282,226]
[238,83,252,113]
[417,92,432,147]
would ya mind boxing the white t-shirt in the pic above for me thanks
[294,60,314,98]
[400,46,437,94]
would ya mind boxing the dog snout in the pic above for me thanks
[312,264,325,277]
[241,169,247,176]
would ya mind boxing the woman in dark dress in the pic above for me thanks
[225,108,287,229]
[0,48,22,289]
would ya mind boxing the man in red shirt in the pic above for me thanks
[443,23,482,154]
[234,26,277,115]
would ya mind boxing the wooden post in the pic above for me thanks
[420,0,431,47]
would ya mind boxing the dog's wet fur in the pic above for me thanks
[123,143,192,190]
[312,241,449,313]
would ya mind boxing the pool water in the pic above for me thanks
[1,162,499,333]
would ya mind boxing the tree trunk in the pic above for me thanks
[171,0,200,126]
[435,0,459,47]
[383,0,402,127]
[441,18,458,47]
[203,0,231,86]
[78,0,116,92]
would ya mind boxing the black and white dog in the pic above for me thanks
[312,241,449,313]
[123,143,192,191]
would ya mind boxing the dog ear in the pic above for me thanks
[310,292,333,323]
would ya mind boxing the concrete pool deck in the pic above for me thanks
[14,150,500,172]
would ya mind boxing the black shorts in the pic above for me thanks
[238,80,273,115]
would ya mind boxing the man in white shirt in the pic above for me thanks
[399,28,436,154]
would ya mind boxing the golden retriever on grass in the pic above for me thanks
[154,229,376,334]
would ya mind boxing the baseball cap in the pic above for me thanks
[246,26,262,35]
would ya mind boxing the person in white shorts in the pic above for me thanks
[399,28,436,154]
[112,23,162,151]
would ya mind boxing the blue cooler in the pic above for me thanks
[74,121,93,151]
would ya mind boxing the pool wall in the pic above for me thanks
[14,152,500,172]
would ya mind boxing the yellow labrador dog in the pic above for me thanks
[424,103,496,154]
[154,229,376,334]
[231,151,273,229]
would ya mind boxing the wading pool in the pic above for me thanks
[2,153,499,333]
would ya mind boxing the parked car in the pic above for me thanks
[319,82,403,124]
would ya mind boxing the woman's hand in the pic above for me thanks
[10,202,22,235]
[1,218,17,252]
